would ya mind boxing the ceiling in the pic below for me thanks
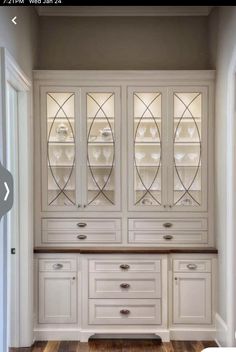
[36,6,214,17]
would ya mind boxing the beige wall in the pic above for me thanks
[209,6,236,346]
[38,16,210,70]
[0,7,39,78]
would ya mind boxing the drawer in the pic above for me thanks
[173,259,211,273]
[39,258,77,272]
[129,218,207,231]
[89,273,161,299]
[89,299,161,325]
[128,231,208,244]
[89,259,161,273]
[42,218,121,232]
[42,230,121,244]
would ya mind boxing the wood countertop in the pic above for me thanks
[34,247,218,254]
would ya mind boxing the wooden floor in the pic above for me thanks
[10,339,218,352]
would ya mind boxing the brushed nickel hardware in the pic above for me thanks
[163,234,173,240]
[72,277,76,280]
[163,222,173,228]
[77,234,87,240]
[120,283,130,289]
[120,264,130,270]
[53,263,63,269]
[77,222,87,227]
[187,263,197,270]
[120,309,130,315]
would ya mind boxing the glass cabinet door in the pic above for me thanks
[84,88,120,211]
[170,88,207,211]
[128,88,165,210]
[43,90,79,210]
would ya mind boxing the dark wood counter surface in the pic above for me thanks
[34,247,218,254]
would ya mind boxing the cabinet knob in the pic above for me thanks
[53,263,63,270]
[187,263,197,270]
[83,204,87,208]
[163,222,173,228]
[78,204,81,208]
[163,234,173,240]
[72,277,76,280]
[120,283,130,289]
[77,222,87,228]
[77,234,87,240]
[120,309,130,315]
[120,264,130,270]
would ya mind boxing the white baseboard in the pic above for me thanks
[170,328,216,341]
[215,313,228,347]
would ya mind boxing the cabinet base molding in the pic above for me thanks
[169,328,216,341]
[34,328,217,342]
[34,328,81,341]
[34,328,170,342]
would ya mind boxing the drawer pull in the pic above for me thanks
[120,264,130,270]
[77,222,87,228]
[163,222,173,228]
[53,263,63,270]
[120,283,130,289]
[77,234,87,240]
[187,263,197,270]
[120,309,130,315]
[163,234,173,240]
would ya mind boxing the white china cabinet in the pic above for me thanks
[34,71,216,342]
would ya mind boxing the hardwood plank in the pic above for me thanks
[162,342,175,352]
[32,341,48,352]
[201,341,218,348]
[10,340,219,352]
[44,341,60,352]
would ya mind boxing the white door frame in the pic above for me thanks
[222,46,236,347]
[0,47,33,349]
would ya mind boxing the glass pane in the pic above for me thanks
[173,92,202,207]
[47,93,76,206]
[87,93,115,206]
[133,92,162,206]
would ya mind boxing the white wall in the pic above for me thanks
[209,6,236,347]
[0,7,38,351]
[39,15,210,70]
[0,7,39,78]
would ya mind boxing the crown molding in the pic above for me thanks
[33,70,216,82]
[36,6,214,17]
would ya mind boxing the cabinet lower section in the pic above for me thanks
[34,252,217,342]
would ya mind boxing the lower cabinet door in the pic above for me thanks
[173,273,211,324]
[39,272,77,324]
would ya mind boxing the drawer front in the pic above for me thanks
[129,218,207,231]
[39,258,77,272]
[89,273,161,299]
[42,231,121,244]
[89,260,161,273]
[173,259,211,273]
[128,231,208,244]
[89,299,161,325]
[42,218,121,232]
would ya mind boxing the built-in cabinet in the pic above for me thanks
[34,71,216,342]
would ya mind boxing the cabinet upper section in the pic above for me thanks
[35,71,214,213]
